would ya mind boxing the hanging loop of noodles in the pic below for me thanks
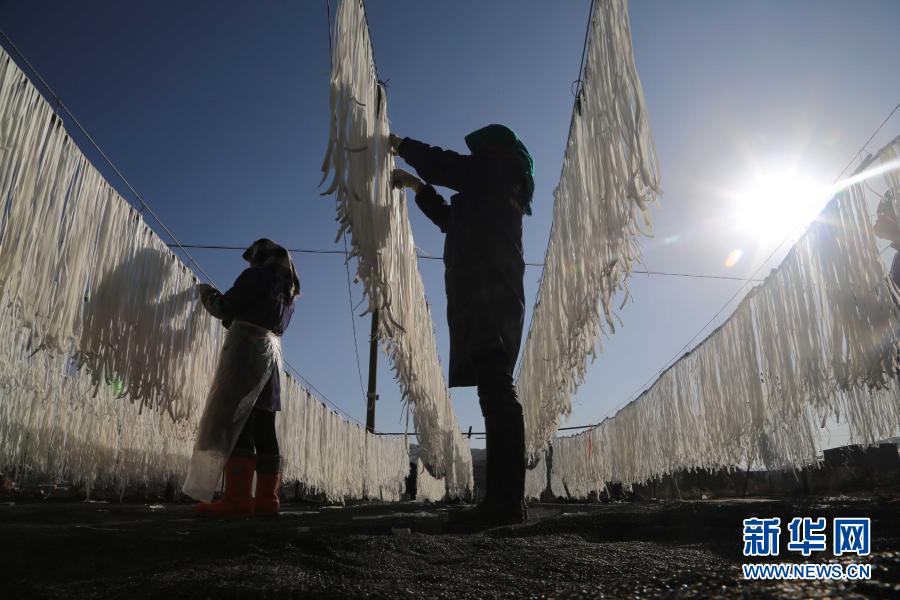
[524,453,548,500]
[516,0,662,457]
[413,458,447,503]
[321,0,473,498]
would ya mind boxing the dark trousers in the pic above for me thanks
[233,407,281,473]
[474,348,525,508]
[475,349,520,418]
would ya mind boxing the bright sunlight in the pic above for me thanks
[732,170,828,244]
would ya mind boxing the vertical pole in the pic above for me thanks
[366,309,379,433]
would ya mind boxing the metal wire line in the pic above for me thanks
[375,423,595,437]
[571,0,598,100]
[343,234,368,400]
[165,243,764,283]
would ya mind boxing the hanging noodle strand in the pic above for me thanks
[320,0,473,498]
[516,0,662,456]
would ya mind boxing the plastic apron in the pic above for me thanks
[182,320,282,502]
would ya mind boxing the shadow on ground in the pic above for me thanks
[1,497,897,598]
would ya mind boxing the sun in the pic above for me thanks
[732,170,828,244]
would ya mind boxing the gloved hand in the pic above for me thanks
[391,168,424,194]
[196,283,217,301]
[388,133,404,155]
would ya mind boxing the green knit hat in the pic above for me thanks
[465,124,534,215]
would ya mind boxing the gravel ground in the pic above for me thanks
[1,497,897,598]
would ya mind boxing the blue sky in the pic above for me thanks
[2,0,899,448]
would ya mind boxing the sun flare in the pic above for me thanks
[733,170,827,244]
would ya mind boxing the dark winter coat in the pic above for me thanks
[891,250,900,289]
[200,265,295,411]
[399,137,526,387]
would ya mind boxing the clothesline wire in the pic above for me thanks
[572,0,597,99]
[375,423,594,437]
[325,0,333,59]
[164,243,765,283]
[282,361,362,426]
[0,30,362,428]
[343,234,367,400]
[358,0,381,83]
[585,102,900,435]
[834,102,900,182]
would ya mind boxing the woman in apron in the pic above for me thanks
[183,238,299,518]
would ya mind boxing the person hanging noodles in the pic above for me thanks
[390,124,534,526]
[873,190,900,288]
[183,238,300,518]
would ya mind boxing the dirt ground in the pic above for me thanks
[1,497,897,599]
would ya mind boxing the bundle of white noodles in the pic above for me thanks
[414,458,446,503]
[0,47,219,491]
[0,47,410,500]
[0,307,195,493]
[321,0,472,498]
[524,455,547,500]
[76,197,224,422]
[0,72,103,358]
[516,0,661,456]
[0,49,222,420]
[550,147,900,497]
[278,373,408,502]
[0,325,407,498]
[550,453,567,499]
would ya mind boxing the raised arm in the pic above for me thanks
[415,185,450,232]
[198,268,261,323]
[392,168,449,232]
[398,137,492,193]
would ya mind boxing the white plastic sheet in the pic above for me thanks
[182,321,281,502]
